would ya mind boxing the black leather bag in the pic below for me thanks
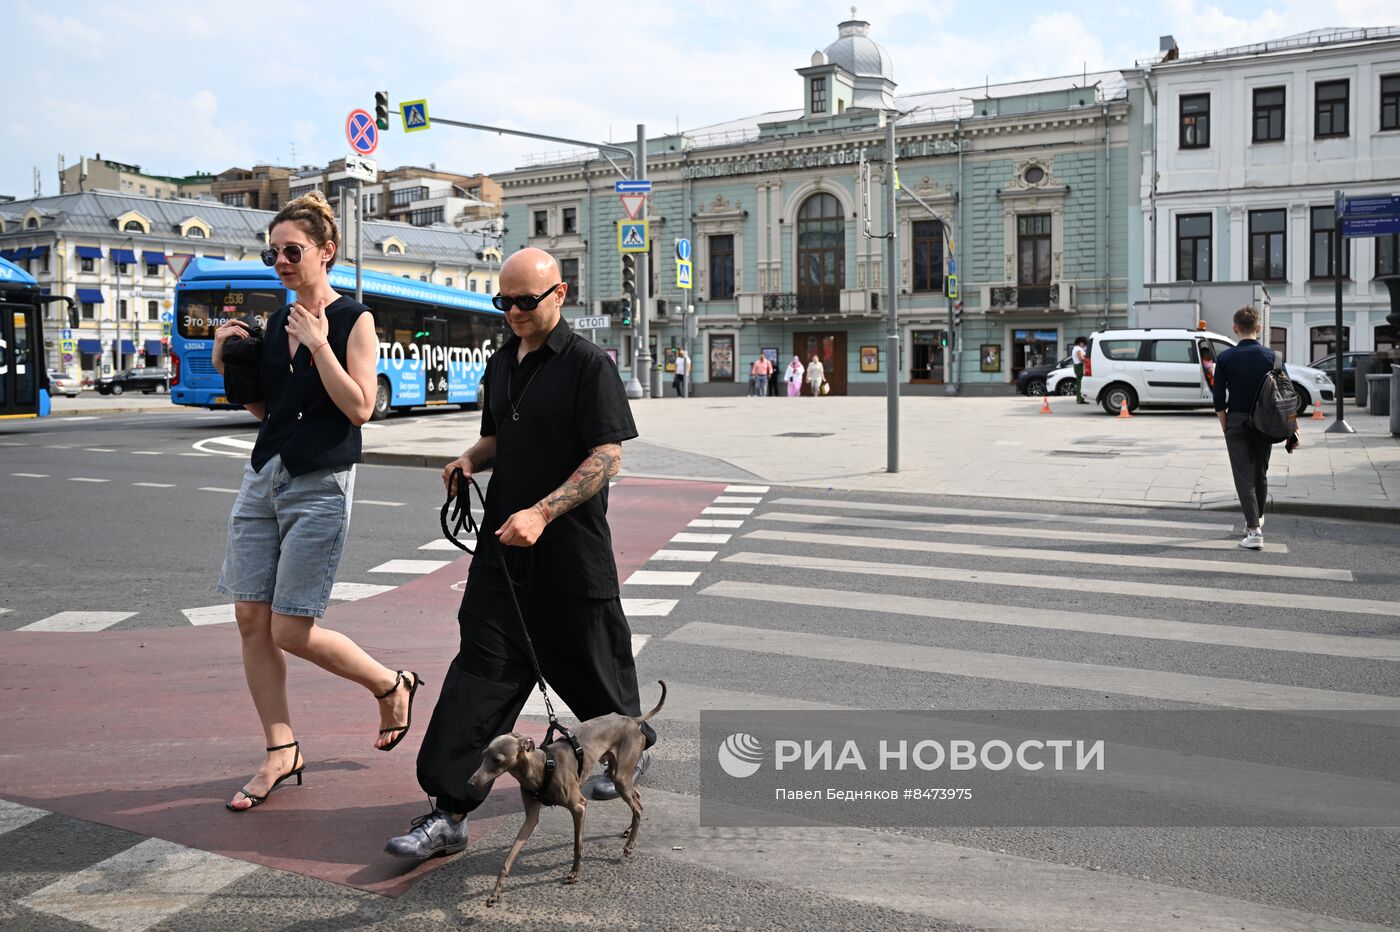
[220,316,265,406]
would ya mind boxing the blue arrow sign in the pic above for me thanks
[676,238,691,261]
[615,180,653,193]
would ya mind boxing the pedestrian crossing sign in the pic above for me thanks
[400,100,430,133]
[676,259,692,289]
[618,219,649,254]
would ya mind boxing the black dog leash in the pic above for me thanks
[440,468,586,798]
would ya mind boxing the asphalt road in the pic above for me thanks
[2,411,1399,930]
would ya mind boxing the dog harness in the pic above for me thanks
[442,470,587,805]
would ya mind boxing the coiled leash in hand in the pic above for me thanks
[440,468,585,797]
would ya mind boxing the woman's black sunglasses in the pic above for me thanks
[259,244,315,266]
[492,283,562,312]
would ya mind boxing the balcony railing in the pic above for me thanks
[990,283,1062,310]
[764,289,842,315]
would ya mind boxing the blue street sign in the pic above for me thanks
[615,180,653,193]
[948,256,956,276]
[676,238,691,261]
[61,328,72,339]
[161,311,173,323]
[400,100,429,133]
[346,110,379,155]
[1343,216,1400,237]
[1338,194,1400,237]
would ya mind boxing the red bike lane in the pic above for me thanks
[0,477,723,896]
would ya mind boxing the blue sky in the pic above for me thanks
[5,0,1395,198]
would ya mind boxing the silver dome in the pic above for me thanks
[823,18,893,79]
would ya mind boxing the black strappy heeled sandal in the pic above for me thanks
[226,741,303,812]
[375,671,424,753]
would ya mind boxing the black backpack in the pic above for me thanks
[1248,351,1298,443]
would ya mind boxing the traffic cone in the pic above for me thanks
[1311,402,1325,420]
[1117,399,1132,418]
[1040,395,1052,414]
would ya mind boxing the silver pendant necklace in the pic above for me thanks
[507,361,545,421]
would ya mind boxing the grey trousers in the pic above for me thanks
[1224,412,1272,529]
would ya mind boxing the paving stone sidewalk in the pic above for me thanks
[361,394,1400,524]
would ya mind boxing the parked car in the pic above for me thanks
[1307,352,1373,397]
[1044,364,1079,396]
[1015,355,1074,396]
[1080,329,1333,416]
[96,368,170,395]
[46,369,80,397]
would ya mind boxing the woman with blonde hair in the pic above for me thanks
[212,191,422,812]
[806,354,825,397]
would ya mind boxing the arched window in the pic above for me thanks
[124,220,145,232]
[185,226,205,238]
[797,192,844,312]
[26,217,39,230]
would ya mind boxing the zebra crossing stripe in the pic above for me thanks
[756,511,1289,553]
[741,528,1350,582]
[20,611,136,633]
[713,496,763,504]
[369,559,451,574]
[671,532,732,544]
[18,837,260,932]
[703,506,754,515]
[771,496,1234,532]
[624,570,702,586]
[722,551,1400,618]
[665,622,1400,724]
[0,799,48,836]
[182,605,235,626]
[724,485,770,493]
[621,598,678,616]
[649,549,718,563]
[700,580,1400,662]
[690,519,744,529]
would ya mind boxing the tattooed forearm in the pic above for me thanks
[537,443,622,522]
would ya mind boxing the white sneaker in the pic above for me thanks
[1239,530,1264,551]
[1258,516,1265,529]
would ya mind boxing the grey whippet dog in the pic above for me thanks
[467,681,666,906]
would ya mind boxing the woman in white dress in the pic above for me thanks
[805,355,825,397]
[784,356,805,397]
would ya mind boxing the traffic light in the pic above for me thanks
[621,254,637,326]
[374,91,389,131]
[952,302,963,329]
[68,303,79,328]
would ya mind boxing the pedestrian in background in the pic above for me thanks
[1072,336,1088,404]
[806,354,825,397]
[785,355,805,397]
[750,355,771,396]
[1212,305,1300,550]
[767,356,780,398]
[212,191,421,812]
[673,349,688,398]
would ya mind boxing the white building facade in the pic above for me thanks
[1141,27,1400,364]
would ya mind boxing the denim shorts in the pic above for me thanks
[217,454,355,618]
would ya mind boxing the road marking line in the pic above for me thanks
[330,582,396,601]
[369,559,452,574]
[703,506,754,515]
[689,519,744,529]
[666,622,1400,725]
[522,635,651,717]
[757,511,1289,553]
[0,441,27,446]
[193,435,256,457]
[641,789,1392,932]
[771,496,1235,532]
[11,472,49,478]
[198,487,239,494]
[624,570,702,586]
[724,485,770,493]
[132,482,175,488]
[419,538,468,550]
[671,532,732,544]
[46,444,74,449]
[55,416,97,422]
[701,580,1400,662]
[69,477,110,483]
[650,549,717,563]
[179,453,212,457]
[20,611,136,633]
[713,495,763,504]
[742,529,1349,582]
[84,447,116,452]
[0,799,48,836]
[182,605,235,626]
[131,451,165,456]
[356,499,404,507]
[724,551,1400,618]
[621,598,678,617]
[18,836,260,932]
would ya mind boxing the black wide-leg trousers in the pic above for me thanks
[415,569,644,814]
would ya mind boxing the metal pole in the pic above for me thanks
[884,116,899,473]
[684,304,694,399]
[113,245,122,374]
[635,124,652,398]
[354,179,364,304]
[1327,191,1353,433]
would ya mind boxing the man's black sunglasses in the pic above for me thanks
[259,244,315,266]
[492,283,562,312]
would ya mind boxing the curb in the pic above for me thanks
[1204,498,1400,526]
[47,405,178,418]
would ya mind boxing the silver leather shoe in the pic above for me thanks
[586,749,652,801]
[384,808,469,859]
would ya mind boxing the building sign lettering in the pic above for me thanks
[680,139,967,180]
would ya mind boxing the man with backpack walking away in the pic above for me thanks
[1212,306,1301,550]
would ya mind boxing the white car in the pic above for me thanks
[1045,365,1078,396]
[1080,328,1333,417]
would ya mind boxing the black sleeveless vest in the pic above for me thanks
[250,297,369,476]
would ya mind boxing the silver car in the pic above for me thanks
[47,370,80,397]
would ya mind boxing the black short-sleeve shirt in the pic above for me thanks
[470,316,637,598]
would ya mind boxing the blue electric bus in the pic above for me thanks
[0,256,52,419]
[171,259,506,418]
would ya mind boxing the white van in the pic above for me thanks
[1079,328,1334,416]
